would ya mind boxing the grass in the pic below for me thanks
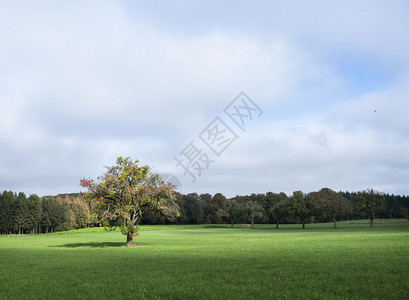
[338,218,409,224]
[1,222,408,299]
[54,224,218,235]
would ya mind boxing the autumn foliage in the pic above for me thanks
[80,157,179,246]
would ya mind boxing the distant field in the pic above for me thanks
[1,222,408,299]
[338,218,409,224]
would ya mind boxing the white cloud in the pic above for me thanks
[0,1,408,197]
[177,79,409,197]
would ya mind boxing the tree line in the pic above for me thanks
[0,191,90,235]
[1,188,408,234]
[169,188,408,229]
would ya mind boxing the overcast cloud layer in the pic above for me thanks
[1,1,409,197]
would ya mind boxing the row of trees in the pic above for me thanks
[171,188,401,229]
[1,188,408,235]
[0,191,90,235]
[173,189,409,228]
[2,187,409,235]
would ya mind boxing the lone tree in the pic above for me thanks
[80,157,179,247]
[358,188,385,228]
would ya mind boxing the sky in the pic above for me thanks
[1,0,409,198]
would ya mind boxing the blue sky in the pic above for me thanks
[1,0,409,197]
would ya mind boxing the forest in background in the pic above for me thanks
[1,189,408,235]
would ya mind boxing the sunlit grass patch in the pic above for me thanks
[1,223,408,299]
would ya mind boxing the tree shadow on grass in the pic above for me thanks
[50,242,149,248]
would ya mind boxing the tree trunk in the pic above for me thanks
[333,217,337,229]
[370,217,374,228]
[302,220,305,229]
[251,218,254,229]
[275,221,279,229]
[126,234,134,247]
[231,220,234,228]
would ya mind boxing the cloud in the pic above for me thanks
[0,1,408,197]
[177,78,409,197]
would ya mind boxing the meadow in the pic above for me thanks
[1,222,408,299]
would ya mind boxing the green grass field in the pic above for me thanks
[1,222,408,299]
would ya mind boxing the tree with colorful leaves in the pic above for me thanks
[80,157,179,247]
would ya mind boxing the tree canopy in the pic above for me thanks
[80,157,179,246]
